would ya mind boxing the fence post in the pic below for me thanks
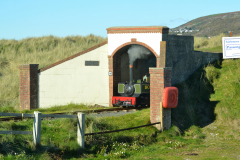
[160,102,171,130]
[33,111,42,147]
[77,112,85,149]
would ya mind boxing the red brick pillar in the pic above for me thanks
[108,56,113,107]
[109,55,121,107]
[149,67,172,130]
[19,64,39,110]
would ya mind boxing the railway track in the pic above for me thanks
[0,107,147,121]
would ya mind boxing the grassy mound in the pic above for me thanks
[0,35,107,109]
[208,59,240,125]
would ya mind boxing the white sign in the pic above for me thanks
[109,71,112,76]
[222,37,240,59]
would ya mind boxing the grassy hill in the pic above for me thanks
[170,11,240,37]
[0,35,107,109]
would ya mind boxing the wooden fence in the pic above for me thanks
[0,111,85,148]
[0,111,160,149]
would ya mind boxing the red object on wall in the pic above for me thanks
[112,96,136,106]
[162,87,178,108]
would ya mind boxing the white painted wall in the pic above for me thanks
[108,33,163,56]
[38,44,109,108]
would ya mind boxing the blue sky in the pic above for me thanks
[1,0,239,40]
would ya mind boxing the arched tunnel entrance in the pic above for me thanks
[109,43,157,106]
[107,26,172,130]
[108,40,172,130]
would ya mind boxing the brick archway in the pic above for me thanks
[107,26,172,130]
[110,40,158,58]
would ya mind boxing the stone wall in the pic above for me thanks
[165,35,222,85]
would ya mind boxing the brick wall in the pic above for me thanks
[108,54,122,107]
[149,67,172,130]
[108,56,113,106]
[19,64,39,110]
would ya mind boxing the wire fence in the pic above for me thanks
[85,122,160,136]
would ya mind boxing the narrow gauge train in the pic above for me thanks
[112,65,150,107]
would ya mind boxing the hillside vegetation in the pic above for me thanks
[0,35,107,109]
[0,33,240,158]
[171,11,240,37]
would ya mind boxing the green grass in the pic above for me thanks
[208,59,240,125]
[195,46,223,53]
[20,103,107,114]
[0,108,208,159]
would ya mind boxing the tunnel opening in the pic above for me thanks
[111,44,156,107]
[120,45,156,84]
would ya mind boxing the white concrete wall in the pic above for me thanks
[38,44,109,108]
[108,33,163,56]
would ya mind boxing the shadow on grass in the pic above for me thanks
[11,124,29,131]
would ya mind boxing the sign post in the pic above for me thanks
[222,37,240,59]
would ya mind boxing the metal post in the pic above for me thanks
[33,111,42,147]
[230,31,232,37]
[129,65,133,84]
[77,112,85,148]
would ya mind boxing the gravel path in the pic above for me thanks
[87,109,136,118]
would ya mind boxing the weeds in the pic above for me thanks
[97,141,144,158]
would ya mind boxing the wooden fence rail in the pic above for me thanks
[0,113,34,117]
[0,111,85,148]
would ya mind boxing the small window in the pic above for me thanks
[85,61,99,66]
